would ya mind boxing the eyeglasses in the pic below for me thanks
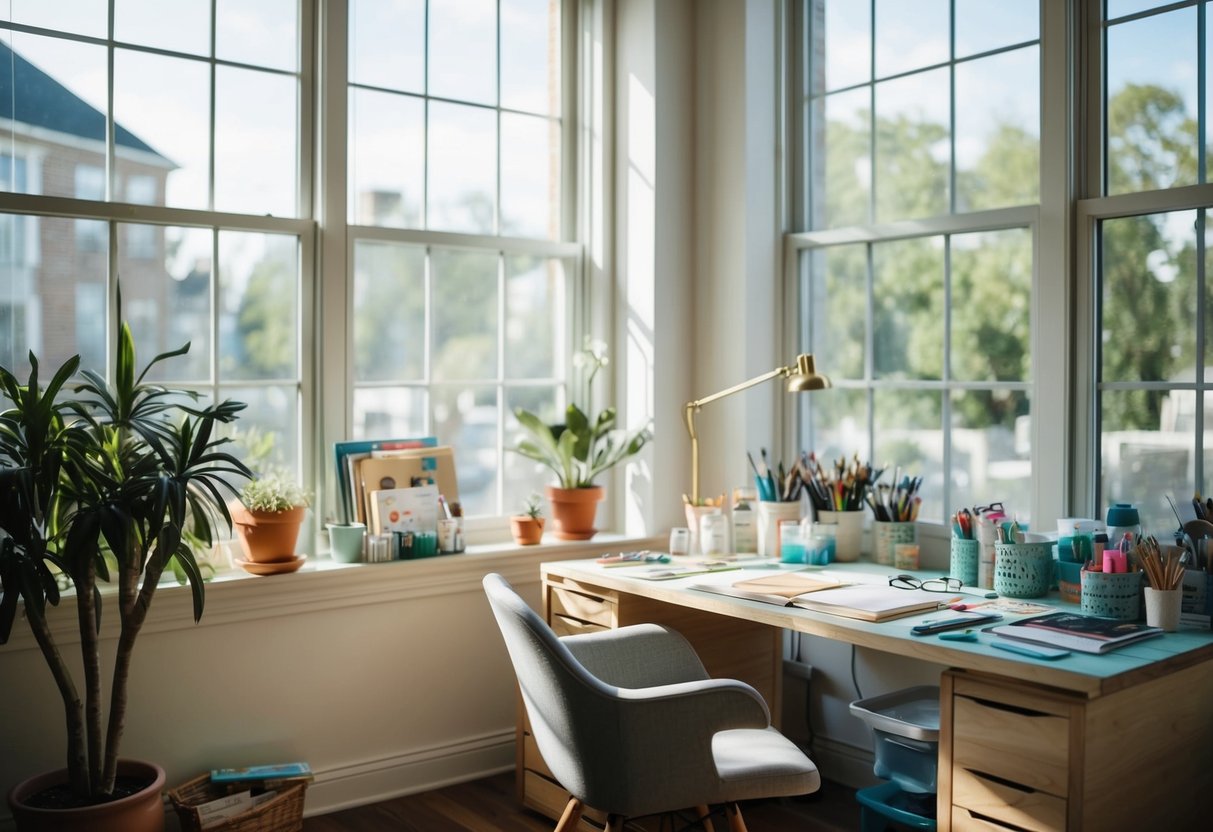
[889,575,963,593]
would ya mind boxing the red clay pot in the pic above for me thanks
[546,485,603,540]
[229,502,306,563]
[7,758,166,832]
[510,515,546,545]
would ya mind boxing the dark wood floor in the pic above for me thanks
[303,772,862,831]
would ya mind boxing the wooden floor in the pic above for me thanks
[302,772,862,831]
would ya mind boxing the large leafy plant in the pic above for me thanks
[514,340,651,489]
[0,320,250,802]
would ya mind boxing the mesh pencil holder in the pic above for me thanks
[993,542,1052,598]
[872,521,916,566]
[949,538,979,587]
[169,774,307,832]
[1080,569,1142,621]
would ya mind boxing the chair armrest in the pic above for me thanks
[562,623,710,687]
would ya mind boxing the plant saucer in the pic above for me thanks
[236,554,307,576]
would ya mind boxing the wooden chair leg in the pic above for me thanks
[694,804,716,832]
[604,815,627,832]
[554,797,584,832]
[724,803,748,832]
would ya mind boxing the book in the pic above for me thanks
[333,437,437,523]
[356,446,459,525]
[693,571,848,603]
[210,762,313,783]
[368,484,440,535]
[694,575,947,622]
[989,612,1163,654]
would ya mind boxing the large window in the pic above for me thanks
[790,0,1040,524]
[1085,0,1213,533]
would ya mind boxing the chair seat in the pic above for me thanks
[713,727,822,802]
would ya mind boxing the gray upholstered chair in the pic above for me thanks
[483,573,820,832]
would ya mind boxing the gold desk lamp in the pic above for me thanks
[683,354,831,506]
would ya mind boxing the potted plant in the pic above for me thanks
[228,473,309,568]
[513,340,651,540]
[0,319,250,832]
[510,493,546,546]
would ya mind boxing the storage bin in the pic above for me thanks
[993,542,1052,598]
[849,685,940,795]
[169,774,307,832]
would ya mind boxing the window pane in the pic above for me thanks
[216,0,298,72]
[874,68,949,222]
[807,246,866,380]
[955,47,1039,212]
[501,0,560,116]
[1,0,106,38]
[1106,8,1199,194]
[218,231,298,381]
[354,387,427,440]
[1,34,108,199]
[1101,212,1196,383]
[954,0,1038,59]
[122,225,212,383]
[353,241,426,382]
[505,256,564,379]
[431,249,497,381]
[874,389,942,522]
[874,0,948,80]
[501,112,560,239]
[223,384,300,478]
[215,66,298,217]
[114,49,210,210]
[349,89,425,228]
[812,0,870,94]
[0,214,106,375]
[873,237,943,380]
[350,0,425,93]
[951,229,1031,383]
[805,387,867,463]
[434,387,498,516]
[814,87,870,229]
[429,0,497,106]
[115,0,211,56]
[427,101,496,234]
[1101,388,1192,534]
[951,390,1030,523]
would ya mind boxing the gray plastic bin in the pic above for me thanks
[849,685,940,795]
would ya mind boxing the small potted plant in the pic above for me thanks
[513,339,651,540]
[229,472,310,568]
[510,493,546,546]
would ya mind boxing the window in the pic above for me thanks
[0,3,308,481]
[1083,0,1213,533]
[789,0,1040,523]
[347,0,577,518]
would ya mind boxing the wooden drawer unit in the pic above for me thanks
[548,583,617,629]
[951,767,1067,831]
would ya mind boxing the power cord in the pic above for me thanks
[850,643,863,700]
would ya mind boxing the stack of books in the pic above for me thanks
[988,612,1163,654]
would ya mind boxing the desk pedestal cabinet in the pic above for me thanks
[939,666,1212,830]
[518,573,782,828]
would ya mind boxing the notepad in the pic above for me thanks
[694,575,945,622]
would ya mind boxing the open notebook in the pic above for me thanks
[693,572,949,622]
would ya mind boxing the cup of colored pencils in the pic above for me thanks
[1132,535,1184,631]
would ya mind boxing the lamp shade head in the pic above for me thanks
[785,354,831,392]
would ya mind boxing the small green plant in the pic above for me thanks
[239,472,309,513]
[521,492,544,519]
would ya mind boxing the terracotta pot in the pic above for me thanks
[546,485,603,541]
[229,502,306,563]
[7,758,166,832]
[510,515,546,546]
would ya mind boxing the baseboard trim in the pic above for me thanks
[806,736,879,792]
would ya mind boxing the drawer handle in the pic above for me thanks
[962,809,1032,831]
[964,695,1047,719]
[964,767,1039,795]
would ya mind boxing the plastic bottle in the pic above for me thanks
[732,487,757,554]
[1106,503,1141,550]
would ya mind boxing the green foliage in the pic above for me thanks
[0,314,251,800]
[521,492,543,519]
[239,474,309,513]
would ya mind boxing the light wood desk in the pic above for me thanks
[522,559,1213,831]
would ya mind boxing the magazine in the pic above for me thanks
[988,612,1163,654]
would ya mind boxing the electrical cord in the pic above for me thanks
[850,643,863,700]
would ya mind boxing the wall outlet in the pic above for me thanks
[783,658,814,681]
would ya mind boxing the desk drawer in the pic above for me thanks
[952,766,1067,831]
[952,693,1069,797]
[551,613,610,637]
[549,585,616,628]
[952,805,1051,831]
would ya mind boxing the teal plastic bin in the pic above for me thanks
[850,685,940,831]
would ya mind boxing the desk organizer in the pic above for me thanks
[993,542,1052,598]
[872,521,915,566]
[1080,569,1141,620]
[949,538,979,587]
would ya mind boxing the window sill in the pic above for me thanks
[9,533,660,651]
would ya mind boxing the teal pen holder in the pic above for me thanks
[1080,569,1141,620]
[993,542,1052,598]
[949,538,979,587]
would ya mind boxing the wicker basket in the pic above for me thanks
[169,773,307,832]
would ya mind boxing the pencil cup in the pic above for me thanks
[758,501,802,558]
[872,521,915,566]
[949,538,980,587]
[327,522,366,564]
[817,509,863,562]
[1080,569,1142,621]
[1144,587,1181,632]
[993,542,1052,598]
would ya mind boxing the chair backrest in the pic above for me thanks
[482,573,620,805]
